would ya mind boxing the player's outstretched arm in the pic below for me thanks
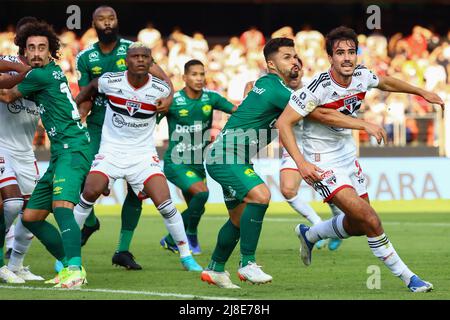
[150,63,174,114]
[0,60,30,74]
[276,105,322,184]
[75,78,99,106]
[0,60,31,90]
[308,107,387,145]
[0,86,23,104]
[377,75,445,110]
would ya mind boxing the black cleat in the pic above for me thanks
[4,248,12,260]
[81,218,100,247]
[112,251,142,270]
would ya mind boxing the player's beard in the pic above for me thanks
[95,25,119,44]
[288,67,299,80]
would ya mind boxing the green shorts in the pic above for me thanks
[87,125,102,161]
[27,150,91,211]
[164,162,206,193]
[205,163,264,210]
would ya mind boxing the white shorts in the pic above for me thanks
[0,148,39,197]
[89,152,165,200]
[311,157,368,203]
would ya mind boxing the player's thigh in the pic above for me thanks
[142,175,171,207]
[349,159,370,203]
[85,153,119,199]
[52,151,91,205]
[26,163,55,213]
[279,169,302,198]
[164,163,206,194]
[13,157,40,198]
[0,150,22,198]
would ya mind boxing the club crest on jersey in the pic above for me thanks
[116,58,126,70]
[126,100,141,116]
[117,45,127,55]
[88,51,99,62]
[202,104,212,116]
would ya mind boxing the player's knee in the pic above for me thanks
[3,198,24,228]
[364,213,382,234]
[82,188,102,203]
[192,191,209,206]
[246,187,271,204]
[280,185,297,200]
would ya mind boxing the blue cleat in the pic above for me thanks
[54,260,64,273]
[328,238,343,251]
[315,239,327,250]
[187,234,202,255]
[180,255,203,272]
[294,224,314,266]
[407,275,433,293]
[160,237,179,254]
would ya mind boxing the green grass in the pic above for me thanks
[1,201,449,300]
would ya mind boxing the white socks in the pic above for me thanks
[7,216,33,272]
[368,234,415,285]
[306,214,349,243]
[157,199,191,258]
[287,194,322,225]
[74,194,95,228]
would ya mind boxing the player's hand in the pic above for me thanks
[421,91,445,110]
[78,100,92,123]
[363,122,387,145]
[298,161,323,185]
[156,95,173,114]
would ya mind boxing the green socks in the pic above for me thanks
[209,219,240,272]
[239,203,268,267]
[117,188,142,252]
[53,207,82,267]
[0,212,5,267]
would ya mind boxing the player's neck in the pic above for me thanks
[98,40,118,54]
[184,87,202,99]
[269,70,289,85]
[127,72,149,90]
[329,68,351,87]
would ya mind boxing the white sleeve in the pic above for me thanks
[97,74,109,94]
[288,87,319,117]
[365,68,379,89]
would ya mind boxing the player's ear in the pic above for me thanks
[327,54,333,66]
[266,59,275,72]
[182,73,187,83]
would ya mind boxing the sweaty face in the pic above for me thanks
[269,46,299,80]
[24,36,50,68]
[126,48,153,75]
[93,8,119,44]
[183,64,205,92]
[329,39,357,77]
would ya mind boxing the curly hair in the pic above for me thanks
[15,21,60,59]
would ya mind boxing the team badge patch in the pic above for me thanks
[126,100,141,116]
[321,169,337,186]
[202,104,212,116]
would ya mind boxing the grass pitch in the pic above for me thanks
[1,200,449,300]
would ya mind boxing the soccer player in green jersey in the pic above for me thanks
[201,38,387,288]
[159,59,236,255]
[74,6,174,270]
[0,21,92,288]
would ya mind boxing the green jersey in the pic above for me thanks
[75,38,133,128]
[164,88,234,165]
[207,73,292,164]
[18,61,90,156]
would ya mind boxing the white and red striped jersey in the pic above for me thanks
[289,65,379,163]
[0,55,39,159]
[97,71,170,155]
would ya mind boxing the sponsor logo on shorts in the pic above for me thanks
[0,166,5,175]
[224,185,237,201]
[0,157,4,164]
[186,170,197,178]
[244,168,256,177]
[53,186,63,195]
[321,169,337,186]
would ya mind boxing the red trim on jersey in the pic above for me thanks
[323,184,354,203]
[280,168,299,173]
[107,95,157,111]
[328,69,351,88]
[143,173,165,186]
[360,193,369,199]
[126,70,151,90]
[34,161,40,175]
[89,171,110,184]
[319,92,366,109]
[0,177,17,184]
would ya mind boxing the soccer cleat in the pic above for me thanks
[407,275,433,293]
[315,239,327,250]
[81,218,100,247]
[0,265,25,284]
[201,269,240,289]
[112,251,142,270]
[294,224,315,266]
[328,238,343,251]
[187,234,202,255]
[54,260,64,273]
[237,262,273,284]
[46,268,70,285]
[13,266,44,281]
[59,267,87,289]
[159,236,179,254]
[180,255,203,272]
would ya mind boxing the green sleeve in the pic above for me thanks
[76,53,91,87]
[17,68,48,98]
[211,91,235,114]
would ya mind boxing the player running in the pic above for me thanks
[74,43,202,272]
[159,59,236,255]
[74,6,174,270]
[201,38,386,289]
[0,20,92,289]
[277,26,444,292]
[0,16,46,283]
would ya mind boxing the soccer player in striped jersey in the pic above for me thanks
[74,43,202,272]
[278,26,444,292]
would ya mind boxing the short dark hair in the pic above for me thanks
[15,21,60,59]
[263,37,294,62]
[184,59,204,74]
[15,16,39,55]
[325,26,358,56]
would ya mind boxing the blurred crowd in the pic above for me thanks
[1,23,449,152]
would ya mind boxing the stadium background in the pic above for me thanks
[1,0,449,205]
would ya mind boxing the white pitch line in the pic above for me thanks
[0,285,241,300]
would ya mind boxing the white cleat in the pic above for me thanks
[237,262,272,284]
[0,265,25,284]
[13,266,45,281]
[201,270,240,289]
